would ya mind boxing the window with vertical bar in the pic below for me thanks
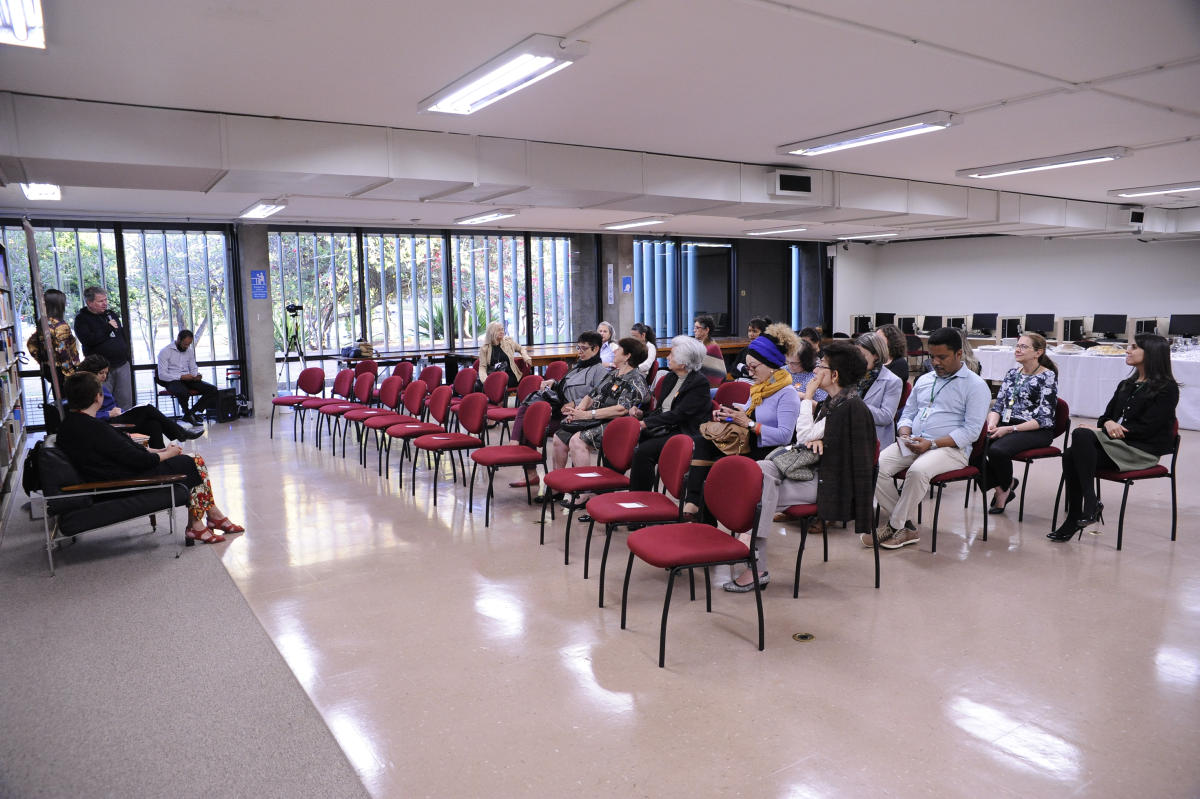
[449,233,528,349]
[529,235,574,344]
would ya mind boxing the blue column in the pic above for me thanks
[664,242,677,337]
[642,241,654,325]
[686,244,697,328]
[632,242,643,325]
[791,245,801,330]
[653,242,667,336]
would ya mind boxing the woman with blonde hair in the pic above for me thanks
[597,321,617,366]
[477,321,533,388]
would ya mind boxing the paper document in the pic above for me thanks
[617,502,648,509]
[575,472,602,477]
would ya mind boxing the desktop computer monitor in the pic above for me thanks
[1000,318,1021,338]
[921,315,942,332]
[972,313,998,334]
[852,314,873,335]
[1023,314,1054,335]
[1091,313,1127,339]
[945,316,966,331]
[874,312,895,328]
[1134,318,1158,335]
[1062,318,1085,342]
[1169,314,1200,337]
[897,315,917,335]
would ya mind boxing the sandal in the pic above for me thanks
[186,527,226,546]
[208,516,245,533]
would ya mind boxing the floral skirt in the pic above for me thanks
[188,454,215,520]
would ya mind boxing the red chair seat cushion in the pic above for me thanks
[385,421,444,438]
[1097,465,1168,481]
[486,407,519,422]
[544,467,630,494]
[586,491,681,524]
[300,397,341,409]
[414,433,483,450]
[931,466,979,484]
[271,396,309,406]
[364,414,410,430]
[781,503,818,519]
[343,408,394,422]
[319,402,363,415]
[1012,446,1061,461]
[471,446,542,466]
[627,523,750,568]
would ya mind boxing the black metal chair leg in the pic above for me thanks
[931,485,943,553]
[1116,483,1131,550]
[430,452,440,505]
[598,524,615,607]
[583,518,597,578]
[269,405,276,438]
[620,552,636,629]
[469,462,477,511]
[703,566,712,612]
[658,569,677,668]
[1017,461,1032,522]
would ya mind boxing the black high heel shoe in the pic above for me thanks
[1075,502,1104,531]
[1047,518,1079,542]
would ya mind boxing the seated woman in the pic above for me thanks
[630,323,658,378]
[1050,333,1179,541]
[854,333,904,450]
[693,314,727,388]
[730,341,876,591]
[76,355,203,448]
[980,333,1058,514]
[731,316,770,380]
[683,323,801,516]
[958,329,982,375]
[786,338,827,402]
[876,323,909,383]
[596,321,618,366]
[550,337,648,473]
[55,371,242,544]
[628,336,713,490]
[477,321,533,389]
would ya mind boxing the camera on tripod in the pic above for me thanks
[285,303,303,315]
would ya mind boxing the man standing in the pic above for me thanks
[871,327,991,549]
[157,329,219,425]
[74,286,133,410]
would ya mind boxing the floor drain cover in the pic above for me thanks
[793,633,814,642]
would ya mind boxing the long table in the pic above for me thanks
[975,347,1200,430]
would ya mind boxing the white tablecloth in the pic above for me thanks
[975,348,1200,430]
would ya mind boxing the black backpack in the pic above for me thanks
[22,439,46,495]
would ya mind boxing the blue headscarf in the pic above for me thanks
[747,335,786,368]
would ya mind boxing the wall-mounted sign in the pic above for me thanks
[250,269,268,300]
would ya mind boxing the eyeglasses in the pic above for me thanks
[575,344,592,351]
[1014,344,1034,351]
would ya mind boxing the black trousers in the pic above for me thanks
[630,433,673,491]
[981,428,1054,491]
[111,404,190,448]
[164,379,218,416]
[1059,427,1117,520]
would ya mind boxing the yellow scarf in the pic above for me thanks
[748,368,792,413]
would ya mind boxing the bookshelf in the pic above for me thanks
[0,239,26,525]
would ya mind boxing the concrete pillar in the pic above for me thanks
[235,224,277,415]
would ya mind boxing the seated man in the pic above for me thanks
[77,354,203,447]
[157,329,219,424]
[872,326,991,549]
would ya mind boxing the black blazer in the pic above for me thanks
[816,397,877,535]
[643,370,712,439]
[1097,378,1179,456]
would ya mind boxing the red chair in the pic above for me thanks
[1090,420,1180,551]
[449,368,477,402]
[646,359,659,387]
[299,368,353,444]
[318,372,375,453]
[712,381,751,410]
[544,360,569,382]
[372,380,429,477]
[583,434,693,607]
[1009,398,1070,522]
[894,381,912,427]
[269,366,326,439]
[479,371,511,443]
[343,375,406,464]
[354,359,378,380]
[412,392,488,505]
[393,361,415,389]
[539,416,641,565]
[384,384,451,487]
[487,374,543,444]
[620,455,765,668]
[470,401,553,527]
[897,425,989,553]
[418,364,443,390]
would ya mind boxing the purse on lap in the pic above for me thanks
[765,444,820,481]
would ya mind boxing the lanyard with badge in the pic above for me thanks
[1000,372,1030,423]
[921,375,957,420]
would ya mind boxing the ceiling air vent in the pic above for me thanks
[768,169,822,200]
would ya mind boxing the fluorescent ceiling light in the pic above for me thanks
[779,111,958,157]
[240,199,288,219]
[602,217,669,231]
[686,242,732,248]
[419,33,589,116]
[837,233,898,240]
[1109,181,1200,198]
[455,209,517,225]
[957,147,1129,179]
[745,226,808,237]
[20,182,60,201]
[0,0,45,49]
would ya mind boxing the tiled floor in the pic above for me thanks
[200,413,1199,798]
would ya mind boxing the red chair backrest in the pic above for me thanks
[354,359,378,378]
[377,376,403,410]
[517,359,532,379]
[895,381,912,424]
[402,380,428,416]
[646,360,659,386]
[515,374,543,404]
[455,393,489,435]
[452,369,477,397]
[658,434,694,500]
[427,385,453,425]
[712,381,751,409]
[520,401,552,448]
[482,371,510,406]
[968,424,989,463]
[352,372,374,404]
[704,455,763,534]
[418,365,443,388]
[393,361,414,388]
[1052,398,1070,438]
[652,374,668,408]
[598,416,641,473]
[295,367,326,396]
[545,361,569,382]
[331,369,355,399]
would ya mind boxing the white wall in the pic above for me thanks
[832,236,1200,332]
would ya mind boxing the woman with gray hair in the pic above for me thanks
[855,332,904,450]
[628,336,713,490]
[597,321,617,366]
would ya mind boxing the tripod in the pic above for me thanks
[277,310,307,384]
